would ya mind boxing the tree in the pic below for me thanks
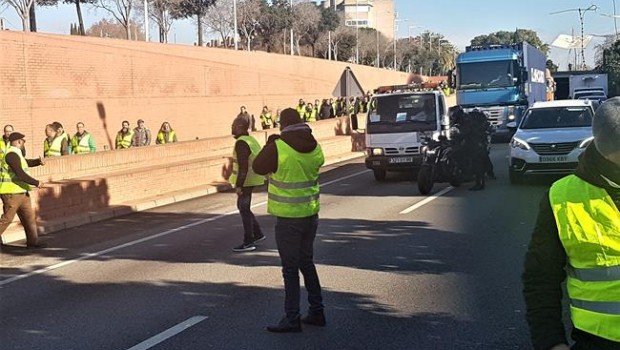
[135,0,178,42]
[3,0,35,30]
[202,0,233,47]
[38,0,97,35]
[304,6,338,57]
[86,17,145,39]
[237,0,261,51]
[171,0,216,46]
[470,29,549,55]
[94,0,134,39]
[291,1,319,55]
[598,40,620,96]
[254,0,288,53]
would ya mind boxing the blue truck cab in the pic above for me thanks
[455,42,547,140]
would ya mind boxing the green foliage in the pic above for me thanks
[599,40,620,96]
[319,7,339,32]
[470,29,549,55]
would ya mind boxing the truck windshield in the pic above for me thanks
[520,107,593,129]
[369,94,436,123]
[458,60,518,89]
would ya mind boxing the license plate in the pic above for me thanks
[540,156,568,163]
[389,157,414,164]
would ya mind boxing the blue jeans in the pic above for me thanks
[275,214,323,319]
[237,187,263,245]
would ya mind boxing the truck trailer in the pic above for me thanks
[454,42,547,140]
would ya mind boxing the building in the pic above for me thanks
[320,0,395,40]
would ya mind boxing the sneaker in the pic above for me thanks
[232,243,256,252]
[253,235,266,244]
[266,316,302,333]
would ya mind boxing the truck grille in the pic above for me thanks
[530,142,579,155]
[385,147,420,155]
[477,107,503,126]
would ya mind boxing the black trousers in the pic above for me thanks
[275,214,324,319]
[237,187,263,245]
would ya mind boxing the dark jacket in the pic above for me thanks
[252,124,318,175]
[233,133,252,188]
[4,151,42,187]
[522,144,620,350]
[319,104,333,120]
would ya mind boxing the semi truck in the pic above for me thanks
[454,42,547,140]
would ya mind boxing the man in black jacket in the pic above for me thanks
[522,98,620,350]
[0,132,47,248]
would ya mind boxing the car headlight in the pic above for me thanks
[508,114,516,121]
[367,148,384,156]
[510,137,530,150]
[507,106,515,121]
[579,136,594,149]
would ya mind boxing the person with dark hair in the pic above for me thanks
[1,124,14,157]
[52,121,70,146]
[0,132,46,249]
[70,122,96,154]
[228,117,265,252]
[259,106,274,130]
[253,108,326,333]
[237,106,256,132]
[156,122,177,144]
[115,121,134,149]
[319,99,333,121]
[133,119,151,147]
[44,123,69,157]
[523,97,620,350]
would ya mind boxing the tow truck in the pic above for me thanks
[364,83,450,181]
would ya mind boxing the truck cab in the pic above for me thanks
[364,87,449,181]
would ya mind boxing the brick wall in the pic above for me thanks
[1,31,408,157]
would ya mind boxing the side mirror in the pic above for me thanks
[506,121,517,129]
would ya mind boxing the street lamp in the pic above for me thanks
[355,0,359,64]
[233,0,238,50]
[393,17,409,70]
[144,0,149,42]
[290,0,294,55]
[550,4,598,70]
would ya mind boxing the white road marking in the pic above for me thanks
[125,316,208,350]
[0,169,370,287]
[399,186,455,215]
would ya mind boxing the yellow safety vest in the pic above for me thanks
[305,110,317,122]
[116,130,134,149]
[0,146,31,194]
[71,132,93,154]
[229,135,265,187]
[157,131,176,144]
[0,138,7,159]
[44,136,63,157]
[296,105,306,117]
[550,175,620,342]
[260,113,273,127]
[267,139,324,218]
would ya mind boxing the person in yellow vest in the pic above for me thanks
[1,124,13,158]
[253,108,325,333]
[304,103,317,122]
[227,117,265,252]
[0,132,47,249]
[156,122,178,144]
[52,121,70,153]
[259,106,274,130]
[70,122,96,154]
[43,123,69,157]
[296,99,305,117]
[115,121,134,149]
[523,97,620,350]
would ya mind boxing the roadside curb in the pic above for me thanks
[1,152,364,244]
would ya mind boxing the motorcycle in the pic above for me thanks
[417,135,467,195]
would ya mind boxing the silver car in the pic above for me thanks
[508,100,595,184]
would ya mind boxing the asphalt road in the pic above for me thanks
[0,144,560,350]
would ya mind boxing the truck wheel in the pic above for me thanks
[373,169,387,181]
[509,169,524,185]
[417,166,434,195]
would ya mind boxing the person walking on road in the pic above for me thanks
[0,132,47,248]
[228,117,266,252]
[253,108,326,333]
[522,97,620,350]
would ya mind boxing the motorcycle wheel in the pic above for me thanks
[417,165,434,195]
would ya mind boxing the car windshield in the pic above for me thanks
[520,107,593,129]
[457,60,518,89]
[368,94,437,125]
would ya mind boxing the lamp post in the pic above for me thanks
[144,0,149,42]
[233,0,238,50]
[290,0,294,55]
[355,0,359,64]
[393,17,408,70]
[550,5,598,70]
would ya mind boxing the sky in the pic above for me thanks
[0,0,618,70]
